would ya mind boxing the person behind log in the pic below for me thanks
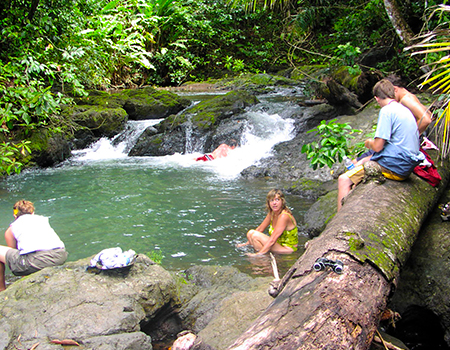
[0,200,68,291]
[236,189,298,255]
[337,79,424,211]
[387,74,432,135]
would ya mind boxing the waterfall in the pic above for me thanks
[71,119,161,161]
[70,97,298,179]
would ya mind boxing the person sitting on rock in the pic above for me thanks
[337,79,424,212]
[195,139,238,161]
[0,200,68,291]
[236,189,298,255]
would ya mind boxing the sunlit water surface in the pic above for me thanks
[0,95,314,276]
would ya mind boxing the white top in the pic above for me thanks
[10,214,65,255]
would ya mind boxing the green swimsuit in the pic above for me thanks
[268,212,298,252]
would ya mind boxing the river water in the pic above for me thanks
[0,92,314,276]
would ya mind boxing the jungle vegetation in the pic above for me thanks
[0,0,449,174]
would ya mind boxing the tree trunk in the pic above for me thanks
[383,0,416,46]
[226,154,450,350]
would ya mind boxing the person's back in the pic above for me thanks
[211,143,235,159]
[10,214,65,254]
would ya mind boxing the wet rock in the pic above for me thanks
[26,129,72,167]
[388,184,450,345]
[177,265,273,350]
[74,87,191,121]
[129,91,258,156]
[387,305,449,350]
[318,78,362,114]
[300,190,337,238]
[0,254,176,350]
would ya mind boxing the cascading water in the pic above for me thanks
[0,93,313,276]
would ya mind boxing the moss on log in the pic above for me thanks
[227,153,450,350]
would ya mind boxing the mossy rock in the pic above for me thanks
[73,87,191,121]
[332,66,361,93]
[290,65,328,81]
[184,90,259,131]
[26,128,72,167]
[73,90,126,109]
[118,87,191,120]
[301,190,337,238]
[63,105,128,138]
[288,178,334,200]
[156,90,259,133]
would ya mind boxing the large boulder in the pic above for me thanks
[120,88,191,120]
[0,256,276,350]
[73,87,191,121]
[177,265,273,350]
[60,87,191,151]
[61,105,128,149]
[0,255,178,350]
[23,129,72,167]
[129,91,258,156]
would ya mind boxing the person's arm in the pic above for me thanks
[255,213,290,255]
[4,227,17,249]
[364,138,386,152]
[401,94,432,134]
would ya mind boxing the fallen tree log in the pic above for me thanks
[226,154,450,350]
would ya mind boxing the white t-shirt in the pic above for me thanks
[10,214,65,255]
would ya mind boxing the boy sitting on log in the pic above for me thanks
[337,79,425,211]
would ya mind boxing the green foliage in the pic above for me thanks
[333,43,362,75]
[301,119,360,169]
[0,141,31,175]
[407,5,450,159]
[0,59,73,132]
[353,125,376,157]
[146,250,164,264]
[149,0,287,83]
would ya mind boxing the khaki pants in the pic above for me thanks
[5,248,68,276]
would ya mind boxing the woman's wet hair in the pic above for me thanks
[265,189,292,214]
[13,200,35,217]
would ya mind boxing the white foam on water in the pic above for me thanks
[71,109,295,179]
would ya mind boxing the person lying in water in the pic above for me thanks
[195,139,238,161]
[236,189,298,255]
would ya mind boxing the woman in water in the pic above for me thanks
[237,189,298,255]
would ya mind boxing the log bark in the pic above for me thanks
[227,153,450,350]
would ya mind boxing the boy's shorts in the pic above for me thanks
[346,161,406,185]
[195,154,214,161]
[5,248,68,276]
